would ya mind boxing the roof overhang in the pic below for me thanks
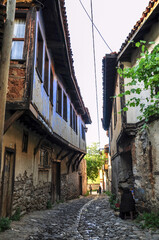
[102,54,117,130]
[42,0,91,124]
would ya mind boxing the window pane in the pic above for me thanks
[63,93,67,121]
[37,27,43,77]
[56,84,62,115]
[44,50,49,94]
[11,41,24,59]
[13,19,26,38]
[50,70,53,103]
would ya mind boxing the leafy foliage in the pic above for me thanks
[46,200,52,209]
[116,41,159,124]
[10,207,21,221]
[136,212,159,230]
[0,217,11,232]
[106,191,120,211]
[85,143,106,182]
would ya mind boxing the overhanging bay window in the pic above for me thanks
[11,18,26,60]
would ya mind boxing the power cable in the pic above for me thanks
[79,0,113,52]
[90,0,100,145]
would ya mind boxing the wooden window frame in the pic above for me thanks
[11,17,26,60]
[36,26,43,81]
[56,83,62,116]
[63,93,67,122]
[75,115,78,134]
[44,49,49,95]
[73,109,76,131]
[70,104,73,128]
[81,124,85,141]
[40,148,49,168]
[22,130,28,153]
[50,69,53,105]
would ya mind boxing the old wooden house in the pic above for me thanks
[0,0,91,217]
[102,0,159,212]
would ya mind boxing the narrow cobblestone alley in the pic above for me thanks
[0,195,159,240]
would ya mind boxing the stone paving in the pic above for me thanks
[0,195,159,240]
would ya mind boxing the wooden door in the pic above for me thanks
[52,162,61,203]
[1,148,15,217]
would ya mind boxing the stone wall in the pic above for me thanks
[132,120,159,212]
[12,171,51,216]
[61,172,80,201]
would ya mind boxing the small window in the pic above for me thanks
[22,130,28,153]
[36,27,43,78]
[73,109,75,131]
[44,50,49,94]
[70,104,72,128]
[76,115,78,134]
[63,93,67,121]
[50,69,53,104]
[11,18,26,60]
[40,148,49,167]
[81,124,85,140]
[56,84,62,115]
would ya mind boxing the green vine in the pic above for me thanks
[116,40,159,126]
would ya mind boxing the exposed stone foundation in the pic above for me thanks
[132,122,159,212]
[12,171,51,216]
[61,173,80,201]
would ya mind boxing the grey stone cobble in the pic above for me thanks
[0,195,159,240]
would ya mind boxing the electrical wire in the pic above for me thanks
[90,0,100,145]
[79,0,113,52]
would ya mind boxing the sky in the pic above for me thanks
[65,0,150,149]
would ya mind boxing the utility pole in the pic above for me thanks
[0,0,16,169]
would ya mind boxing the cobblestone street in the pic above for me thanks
[0,195,159,240]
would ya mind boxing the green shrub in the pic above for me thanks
[105,190,111,196]
[84,191,89,197]
[10,207,21,221]
[107,192,120,211]
[46,200,52,209]
[0,217,11,232]
[136,212,159,230]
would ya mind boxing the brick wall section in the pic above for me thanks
[7,62,26,101]
[12,171,51,216]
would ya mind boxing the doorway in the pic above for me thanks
[1,148,15,217]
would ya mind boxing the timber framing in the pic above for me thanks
[76,154,85,171]
[4,110,25,134]
[66,152,77,174]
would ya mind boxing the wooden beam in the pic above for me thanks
[47,41,65,49]
[4,110,25,134]
[56,148,64,159]
[34,136,46,156]
[72,153,81,172]
[67,152,76,174]
[60,151,71,161]
[76,154,85,171]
